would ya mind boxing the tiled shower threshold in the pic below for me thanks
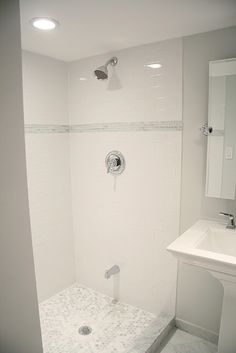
[39,284,173,353]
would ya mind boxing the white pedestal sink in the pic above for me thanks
[167,220,236,353]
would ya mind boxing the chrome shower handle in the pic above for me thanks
[105,151,125,175]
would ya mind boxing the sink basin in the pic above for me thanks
[196,228,236,257]
[167,220,236,353]
[167,220,236,276]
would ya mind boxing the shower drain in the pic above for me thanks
[78,325,92,336]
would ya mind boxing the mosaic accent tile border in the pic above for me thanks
[39,283,173,353]
[70,121,183,133]
[25,121,182,134]
[24,124,70,133]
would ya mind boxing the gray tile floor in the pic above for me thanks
[156,329,217,353]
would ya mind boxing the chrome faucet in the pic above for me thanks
[105,265,120,279]
[219,212,236,229]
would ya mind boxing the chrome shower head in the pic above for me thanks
[94,65,108,80]
[94,57,118,80]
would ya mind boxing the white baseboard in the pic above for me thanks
[175,318,219,345]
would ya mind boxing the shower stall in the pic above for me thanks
[22,37,182,353]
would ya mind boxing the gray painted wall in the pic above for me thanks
[177,26,236,338]
[0,1,43,352]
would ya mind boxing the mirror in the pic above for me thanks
[205,58,236,200]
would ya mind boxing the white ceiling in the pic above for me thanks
[20,0,236,62]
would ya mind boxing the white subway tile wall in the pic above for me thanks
[22,37,182,318]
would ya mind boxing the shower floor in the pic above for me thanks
[39,284,172,353]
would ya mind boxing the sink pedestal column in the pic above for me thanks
[209,271,236,353]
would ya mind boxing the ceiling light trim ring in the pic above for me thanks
[30,17,60,31]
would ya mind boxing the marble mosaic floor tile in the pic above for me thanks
[39,283,172,353]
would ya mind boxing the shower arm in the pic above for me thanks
[105,57,118,68]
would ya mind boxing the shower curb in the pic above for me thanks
[146,318,175,353]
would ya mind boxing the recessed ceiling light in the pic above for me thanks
[30,17,59,31]
[146,63,162,69]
